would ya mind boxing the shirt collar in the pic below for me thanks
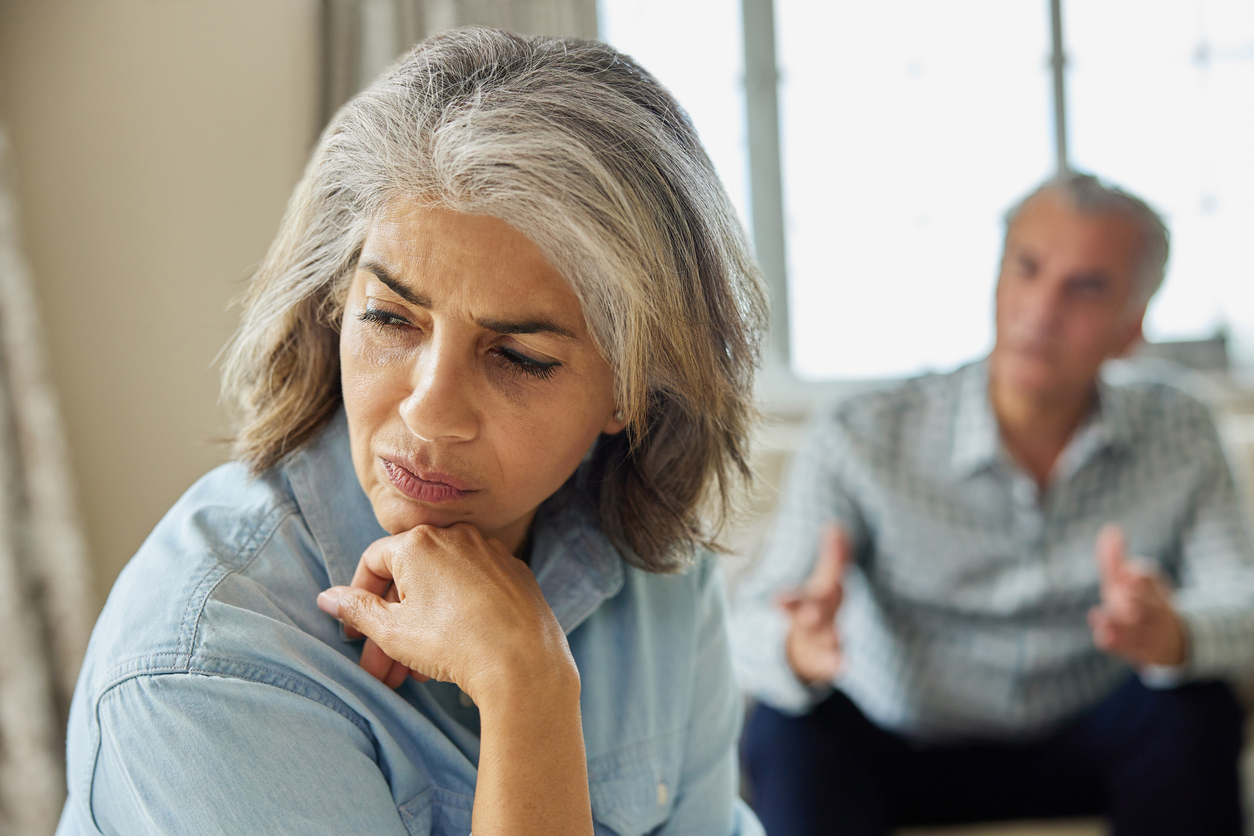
[528,471,625,634]
[949,359,1133,478]
[284,408,388,591]
[1055,374,1133,478]
[950,360,1001,477]
[283,407,624,636]
[1093,372,1133,451]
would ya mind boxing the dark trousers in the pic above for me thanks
[743,676,1246,836]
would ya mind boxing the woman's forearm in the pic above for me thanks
[323,524,595,832]
[473,663,592,836]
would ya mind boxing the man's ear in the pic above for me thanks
[1112,309,1146,358]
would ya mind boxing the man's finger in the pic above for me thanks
[774,590,805,611]
[1096,524,1135,598]
[806,523,850,601]
[1088,607,1128,652]
[796,599,825,628]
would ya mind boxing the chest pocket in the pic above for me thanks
[395,732,684,836]
[588,731,685,836]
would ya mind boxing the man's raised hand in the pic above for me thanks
[778,523,850,685]
[1088,523,1188,668]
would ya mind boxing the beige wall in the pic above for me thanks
[0,0,320,602]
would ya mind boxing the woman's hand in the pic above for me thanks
[316,523,577,705]
[346,579,424,690]
[317,524,594,835]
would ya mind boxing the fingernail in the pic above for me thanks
[316,588,342,618]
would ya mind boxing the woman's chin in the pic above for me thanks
[369,493,468,535]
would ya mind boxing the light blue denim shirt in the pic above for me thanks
[58,409,761,836]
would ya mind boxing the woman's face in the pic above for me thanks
[340,198,625,553]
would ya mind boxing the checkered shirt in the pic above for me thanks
[731,360,1254,740]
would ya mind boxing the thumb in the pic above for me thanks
[1096,524,1129,589]
[807,523,850,601]
[317,586,391,636]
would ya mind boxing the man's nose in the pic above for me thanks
[1018,281,1066,335]
[398,342,478,442]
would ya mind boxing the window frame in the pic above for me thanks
[742,0,1070,406]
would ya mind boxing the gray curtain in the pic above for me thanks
[320,0,599,126]
[0,124,96,835]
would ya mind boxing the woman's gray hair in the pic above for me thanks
[1004,171,1170,305]
[221,27,769,572]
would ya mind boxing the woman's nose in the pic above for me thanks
[398,344,478,442]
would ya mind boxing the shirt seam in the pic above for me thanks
[83,495,313,830]
[86,663,377,832]
[180,500,298,664]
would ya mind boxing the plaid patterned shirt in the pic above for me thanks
[731,360,1254,740]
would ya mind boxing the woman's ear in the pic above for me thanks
[603,408,628,435]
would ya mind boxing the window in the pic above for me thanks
[1068,0,1254,356]
[599,0,1254,379]
[597,0,749,220]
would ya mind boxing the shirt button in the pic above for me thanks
[657,781,668,807]
[458,690,473,708]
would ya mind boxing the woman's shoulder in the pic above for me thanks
[619,549,724,609]
[77,458,343,691]
[150,460,303,571]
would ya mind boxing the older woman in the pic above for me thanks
[58,27,767,836]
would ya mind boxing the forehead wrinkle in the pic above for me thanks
[476,315,577,341]
[363,202,590,342]
[360,258,582,342]
[360,260,432,308]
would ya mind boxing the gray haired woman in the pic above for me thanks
[59,27,768,835]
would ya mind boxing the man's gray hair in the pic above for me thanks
[221,27,769,572]
[1004,171,1170,305]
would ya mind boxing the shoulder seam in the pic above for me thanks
[84,659,374,833]
[182,501,300,661]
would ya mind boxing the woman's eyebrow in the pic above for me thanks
[477,316,576,340]
[361,260,432,308]
[361,259,577,340]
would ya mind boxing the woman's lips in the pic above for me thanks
[381,458,474,503]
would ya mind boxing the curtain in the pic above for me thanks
[320,0,599,126]
[0,122,96,835]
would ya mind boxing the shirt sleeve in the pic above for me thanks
[660,560,764,836]
[1167,406,1254,682]
[729,408,869,714]
[86,673,412,836]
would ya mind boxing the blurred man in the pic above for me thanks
[732,172,1254,836]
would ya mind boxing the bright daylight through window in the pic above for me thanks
[599,0,1254,380]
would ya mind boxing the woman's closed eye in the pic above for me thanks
[492,345,560,380]
[358,306,413,329]
[359,305,560,380]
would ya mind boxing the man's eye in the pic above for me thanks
[1069,279,1108,299]
[494,346,560,380]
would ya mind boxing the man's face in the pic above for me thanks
[990,189,1147,403]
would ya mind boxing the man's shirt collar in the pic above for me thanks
[949,359,1133,480]
[950,360,1001,477]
